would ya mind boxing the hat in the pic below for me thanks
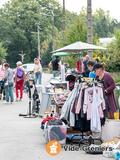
[16,61,22,66]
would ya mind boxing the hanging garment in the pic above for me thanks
[91,86,102,132]
[74,114,90,131]
[71,84,82,113]
[83,86,105,132]
[60,83,79,122]
[83,86,105,120]
[75,85,84,114]
[69,84,81,126]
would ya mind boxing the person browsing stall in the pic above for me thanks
[82,54,90,77]
[87,60,96,79]
[49,56,60,77]
[94,63,117,118]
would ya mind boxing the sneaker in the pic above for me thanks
[11,100,14,104]
[16,98,19,102]
[4,101,9,104]
[19,98,22,101]
[3,97,6,100]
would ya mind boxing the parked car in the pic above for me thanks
[22,63,34,80]
[22,63,34,72]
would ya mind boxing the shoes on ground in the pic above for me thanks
[19,98,22,101]
[3,97,6,100]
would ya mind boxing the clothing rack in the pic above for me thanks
[60,81,105,146]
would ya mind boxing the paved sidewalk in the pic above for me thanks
[0,73,113,160]
[0,97,41,160]
[0,98,113,160]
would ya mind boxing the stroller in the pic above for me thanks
[26,79,40,114]
[19,80,40,118]
[32,82,40,114]
[0,80,5,100]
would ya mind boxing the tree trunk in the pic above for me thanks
[87,0,93,57]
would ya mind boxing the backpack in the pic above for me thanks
[16,68,24,78]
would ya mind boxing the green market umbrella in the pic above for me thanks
[52,52,79,57]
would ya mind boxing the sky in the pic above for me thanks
[58,0,120,21]
[0,0,120,21]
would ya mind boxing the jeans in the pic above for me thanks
[35,72,42,84]
[5,82,14,102]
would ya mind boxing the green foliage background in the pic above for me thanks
[0,0,120,71]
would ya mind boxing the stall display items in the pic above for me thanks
[101,137,120,149]
[41,75,119,153]
[47,125,67,144]
[39,80,69,117]
[43,119,67,144]
[41,115,58,130]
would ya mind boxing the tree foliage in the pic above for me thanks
[107,30,120,71]
[0,1,120,67]
[93,9,120,37]
[64,16,87,44]
[0,0,63,66]
[0,42,7,60]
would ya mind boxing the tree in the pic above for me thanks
[107,29,120,71]
[93,9,119,37]
[0,0,120,67]
[64,16,87,45]
[0,42,7,60]
[0,0,40,65]
[0,0,63,66]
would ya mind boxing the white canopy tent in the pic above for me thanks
[52,41,106,54]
